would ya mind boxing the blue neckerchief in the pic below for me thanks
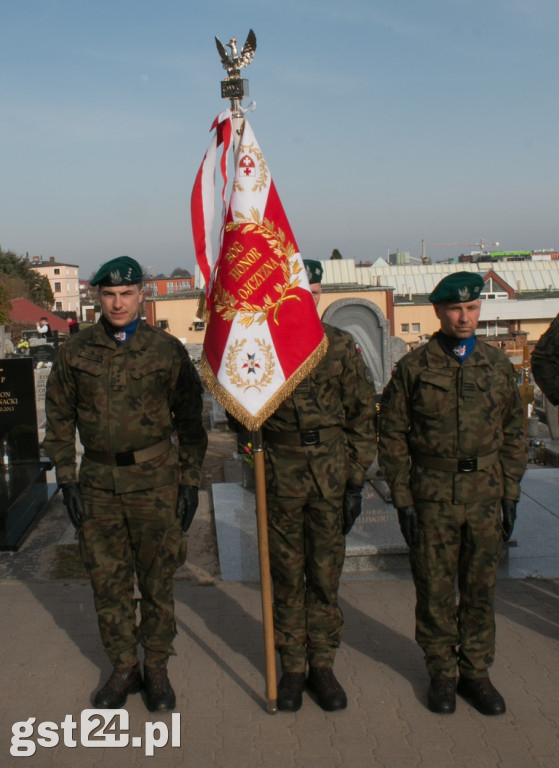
[437,332,476,362]
[112,316,140,343]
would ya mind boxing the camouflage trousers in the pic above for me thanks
[267,491,346,672]
[79,483,187,669]
[409,498,503,679]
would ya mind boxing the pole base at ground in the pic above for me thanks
[267,698,278,715]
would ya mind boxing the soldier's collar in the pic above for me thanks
[100,315,140,344]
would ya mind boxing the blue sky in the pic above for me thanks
[1,0,558,278]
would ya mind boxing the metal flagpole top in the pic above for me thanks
[215,29,257,117]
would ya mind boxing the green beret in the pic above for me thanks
[429,272,484,304]
[91,256,143,287]
[303,259,323,285]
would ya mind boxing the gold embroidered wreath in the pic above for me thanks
[214,209,302,328]
[225,337,275,392]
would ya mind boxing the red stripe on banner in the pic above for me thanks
[202,299,232,372]
[191,140,215,289]
[217,117,232,256]
[191,112,232,292]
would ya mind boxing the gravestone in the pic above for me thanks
[343,482,409,573]
[34,365,52,434]
[210,396,229,430]
[211,478,408,581]
[0,326,8,357]
[29,341,57,368]
[0,357,55,550]
[322,297,407,391]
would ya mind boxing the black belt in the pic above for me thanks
[414,451,498,473]
[84,438,171,467]
[263,427,341,447]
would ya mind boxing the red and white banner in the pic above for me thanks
[191,109,233,296]
[191,113,327,430]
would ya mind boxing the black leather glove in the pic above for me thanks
[61,482,84,530]
[342,483,363,535]
[501,499,517,542]
[397,505,419,548]
[176,485,199,533]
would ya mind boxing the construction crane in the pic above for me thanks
[421,238,499,262]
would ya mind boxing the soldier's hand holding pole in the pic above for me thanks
[61,482,84,530]
[397,505,419,548]
[342,483,363,535]
[500,499,517,542]
[176,485,199,533]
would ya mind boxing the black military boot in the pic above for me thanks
[144,666,176,712]
[277,672,306,712]
[427,673,456,714]
[307,667,347,711]
[94,665,143,708]
[457,675,506,715]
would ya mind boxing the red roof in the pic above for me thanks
[9,298,69,333]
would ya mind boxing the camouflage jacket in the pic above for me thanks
[378,333,526,508]
[264,323,377,498]
[531,314,559,405]
[44,320,207,493]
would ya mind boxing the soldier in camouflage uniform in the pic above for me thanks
[263,260,377,712]
[378,272,526,716]
[44,256,207,712]
[531,314,559,405]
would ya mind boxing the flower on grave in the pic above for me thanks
[17,340,30,350]
[240,441,254,469]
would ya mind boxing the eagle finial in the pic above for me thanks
[215,29,257,79]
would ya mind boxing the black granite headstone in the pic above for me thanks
[1,357,40,462]
[29,343,56,367]
[1,358,54,550]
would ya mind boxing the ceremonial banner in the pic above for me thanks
[191,112,327,430]
[191,110,232,295]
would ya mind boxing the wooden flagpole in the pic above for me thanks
[231,114,277,713]
[251,429,278,713]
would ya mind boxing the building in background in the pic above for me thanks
[188,258,559,352]
[143,274,195,297]
[53,256,559,364]
[28,256,80,314]
[323,258,559,350]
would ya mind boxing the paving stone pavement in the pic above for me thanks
[1,490,558,766]
[1,572,558,766]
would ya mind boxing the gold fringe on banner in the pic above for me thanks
[200,333,329,431]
